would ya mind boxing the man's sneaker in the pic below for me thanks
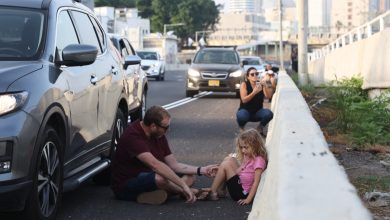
[136,189,168,205]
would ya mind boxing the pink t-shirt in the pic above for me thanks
[238,156,266,193]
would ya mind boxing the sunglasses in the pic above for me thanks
[249,72,259,77]
[156,122,170,131]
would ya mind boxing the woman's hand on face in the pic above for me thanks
[252,83,263,94]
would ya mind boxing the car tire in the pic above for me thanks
[24,126,63,220]
[93,109,127,185]
[131,91,146,121]
[186,90,198,97]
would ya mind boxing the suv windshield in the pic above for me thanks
[194,50,239,64]
[137,51,158,60]
[0,8,44,60]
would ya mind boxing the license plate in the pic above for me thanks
[208,80,220,86]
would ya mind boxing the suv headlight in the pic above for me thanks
[188,69,200,77]
[230,70,242,77]
[0,91,28,116]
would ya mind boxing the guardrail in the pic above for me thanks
[309,10,390,61]
[248,71,371,220]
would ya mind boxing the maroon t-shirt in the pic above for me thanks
[111,120,172,194]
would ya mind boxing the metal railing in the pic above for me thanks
[309,10,390,61]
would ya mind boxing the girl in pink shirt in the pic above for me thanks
[198,128,267,205]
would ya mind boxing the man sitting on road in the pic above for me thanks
[111,105,218,205]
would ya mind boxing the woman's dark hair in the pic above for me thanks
[143,105,171,126]
[246,67,257,77]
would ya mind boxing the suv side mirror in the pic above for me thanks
[57,44,98,66]
[124,55,141,69]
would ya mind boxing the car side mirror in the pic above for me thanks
[57,44,98,66]
[186,59,191,64]
[124,55,141,70]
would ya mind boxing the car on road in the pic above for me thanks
[109,34,148,120]
[186,47,244,97]
[0,0,134,218]
[136,50,166,81]
[240,55,265,73]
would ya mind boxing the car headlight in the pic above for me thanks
[230,70,242,77]
[0,91,28,116]
[188,69,200,77]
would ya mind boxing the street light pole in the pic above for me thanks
[195,30,213,48]
[278,0,284,70]
[298,0,309,85]
[163,23,185,35]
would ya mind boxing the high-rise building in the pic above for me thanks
[309,0,331,33]
[379,0,390,12]
[229,0,262,14]
[331,0,380,32]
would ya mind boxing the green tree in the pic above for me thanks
[95,0,135,7]
[150,0,182,33]
[136,0,153,18]
[172,0,219,45]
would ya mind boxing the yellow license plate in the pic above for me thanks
[208,80,220,86]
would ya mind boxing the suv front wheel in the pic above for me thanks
[25,126,63,220]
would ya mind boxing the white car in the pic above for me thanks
[137,50,166,81]
[241,55,265,73]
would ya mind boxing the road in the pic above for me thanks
[57,70,258,219]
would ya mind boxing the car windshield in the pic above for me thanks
[242,57,261,65]
[194,50,239,64]
[0,8,45,60]
[137,51,158,60]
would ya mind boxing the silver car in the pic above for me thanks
[137,50,166,81]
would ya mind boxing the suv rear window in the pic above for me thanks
[0,8,44,60]
[194,50,239,64]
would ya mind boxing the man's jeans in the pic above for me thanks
[236,108,273,128]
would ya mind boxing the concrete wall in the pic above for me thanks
[308,28,390,89]
[248,71,372,220]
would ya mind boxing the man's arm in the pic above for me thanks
[164,154,218,177]
[137,152,195,202]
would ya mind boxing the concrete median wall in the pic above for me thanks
[248,71,372,220]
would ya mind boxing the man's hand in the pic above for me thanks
[202,164,219,177]
[182,185,196,203]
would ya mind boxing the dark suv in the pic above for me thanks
[0,0,134,218]
[185,47,244,97]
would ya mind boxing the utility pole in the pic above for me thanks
[279,0,284,70]
[297,0,309,85]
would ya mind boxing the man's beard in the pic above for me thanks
[150,130,163,139]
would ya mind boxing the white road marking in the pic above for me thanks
[162,91,213,110]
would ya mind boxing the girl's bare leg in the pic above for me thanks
[210,157,239,193]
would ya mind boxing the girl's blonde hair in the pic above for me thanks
[235,128,267,162]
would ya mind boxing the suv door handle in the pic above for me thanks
[90,74,98,85]
[111,66,118,75]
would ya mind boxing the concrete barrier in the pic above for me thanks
[248,71,372,220]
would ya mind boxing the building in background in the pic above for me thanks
[309,0,332,33]
[379,0,390,12]
[229,0,262,14]
[331,0,380,32]
[94,7,150,50]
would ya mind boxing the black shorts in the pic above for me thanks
[115,172,158,201]
[226,175,248,201]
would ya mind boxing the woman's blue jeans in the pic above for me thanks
[236,108,273,128]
